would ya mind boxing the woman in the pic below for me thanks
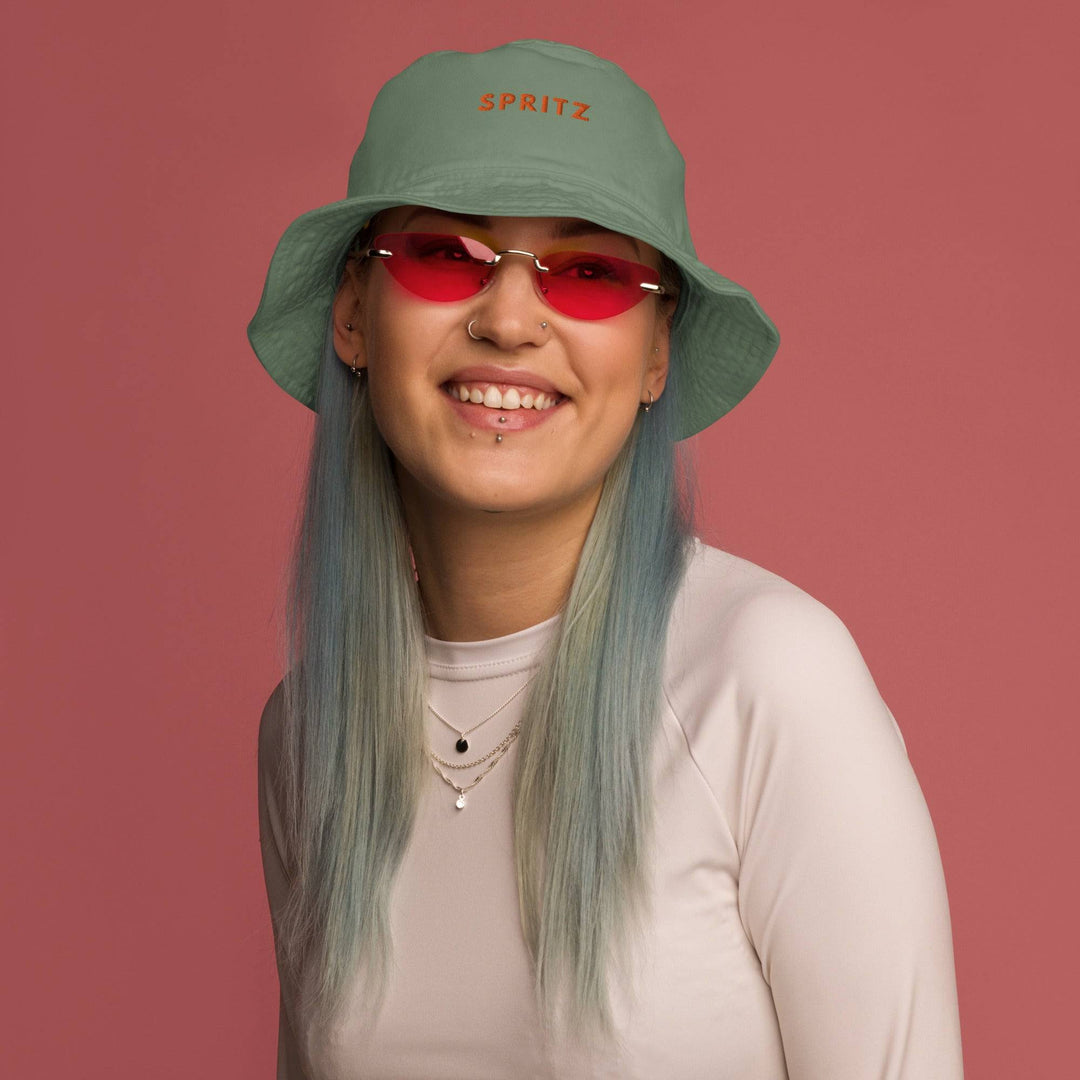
[250,40,964,1078]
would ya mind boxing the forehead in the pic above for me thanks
[376,205,647,258]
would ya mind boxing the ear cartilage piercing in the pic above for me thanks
[346,322,354,331]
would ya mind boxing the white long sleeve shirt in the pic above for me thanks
[258,539,964,1077]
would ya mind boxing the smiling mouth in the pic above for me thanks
[442,380,568,412]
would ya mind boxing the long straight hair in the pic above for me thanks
[271,263,697,1048]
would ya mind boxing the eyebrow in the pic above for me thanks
[400,209,642,255]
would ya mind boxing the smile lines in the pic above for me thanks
[445,381,564,411]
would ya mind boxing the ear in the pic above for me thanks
[331,264,365,370]
[644,315,671,402]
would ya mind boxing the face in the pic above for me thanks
[331,206,672,521]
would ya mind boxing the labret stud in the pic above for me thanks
[495,434,503,443]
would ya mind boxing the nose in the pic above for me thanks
[468,251,550,349]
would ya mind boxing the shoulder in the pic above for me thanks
[257,679,293,882]
[667,538,859,687]
[665,539,899,747]
[257,678,286,778]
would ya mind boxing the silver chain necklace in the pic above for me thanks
[428,720,523,810]
[425,669,538,809]
[427,668,538,753]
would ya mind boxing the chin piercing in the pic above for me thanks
[495,434,503,443]
[467,319,482,341]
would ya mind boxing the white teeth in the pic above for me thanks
[447,382,560,411]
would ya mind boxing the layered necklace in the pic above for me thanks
[426,668,539,809]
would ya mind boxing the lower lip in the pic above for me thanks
[442,388,568,431]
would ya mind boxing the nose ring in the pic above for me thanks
[470,318,548,338]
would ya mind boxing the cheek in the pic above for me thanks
[360,298,452,461]
[569,348,646,474]
[572,322,653,409]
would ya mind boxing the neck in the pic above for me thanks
[397,469,602,643]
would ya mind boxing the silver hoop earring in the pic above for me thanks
[467,319,482,341]
[642,390,654,413]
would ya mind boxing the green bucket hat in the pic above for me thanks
[247,39,779,441]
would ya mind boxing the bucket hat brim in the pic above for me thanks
[247,167,779,442]
[248,165,781,442]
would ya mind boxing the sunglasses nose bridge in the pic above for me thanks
[481,249,550,302]
[491,249,550,273]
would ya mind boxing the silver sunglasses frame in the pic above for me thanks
[363,236,667,297]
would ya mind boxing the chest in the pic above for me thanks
[303,704,788,1079]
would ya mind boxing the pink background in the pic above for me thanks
[3,1,1076,1075]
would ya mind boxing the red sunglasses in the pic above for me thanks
[360,232,667,320]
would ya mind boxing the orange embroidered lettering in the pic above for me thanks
[477,91,593,123]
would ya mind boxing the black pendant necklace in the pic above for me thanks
[427,668,540,761]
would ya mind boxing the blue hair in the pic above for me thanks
[270,270,697,1048]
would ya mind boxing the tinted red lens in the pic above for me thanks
[541,250,660,319]
[374,233,494,301]
[372,233,659,320]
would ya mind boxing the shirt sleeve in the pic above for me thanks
[257,682,310,1080]
[729,589,964,1079]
